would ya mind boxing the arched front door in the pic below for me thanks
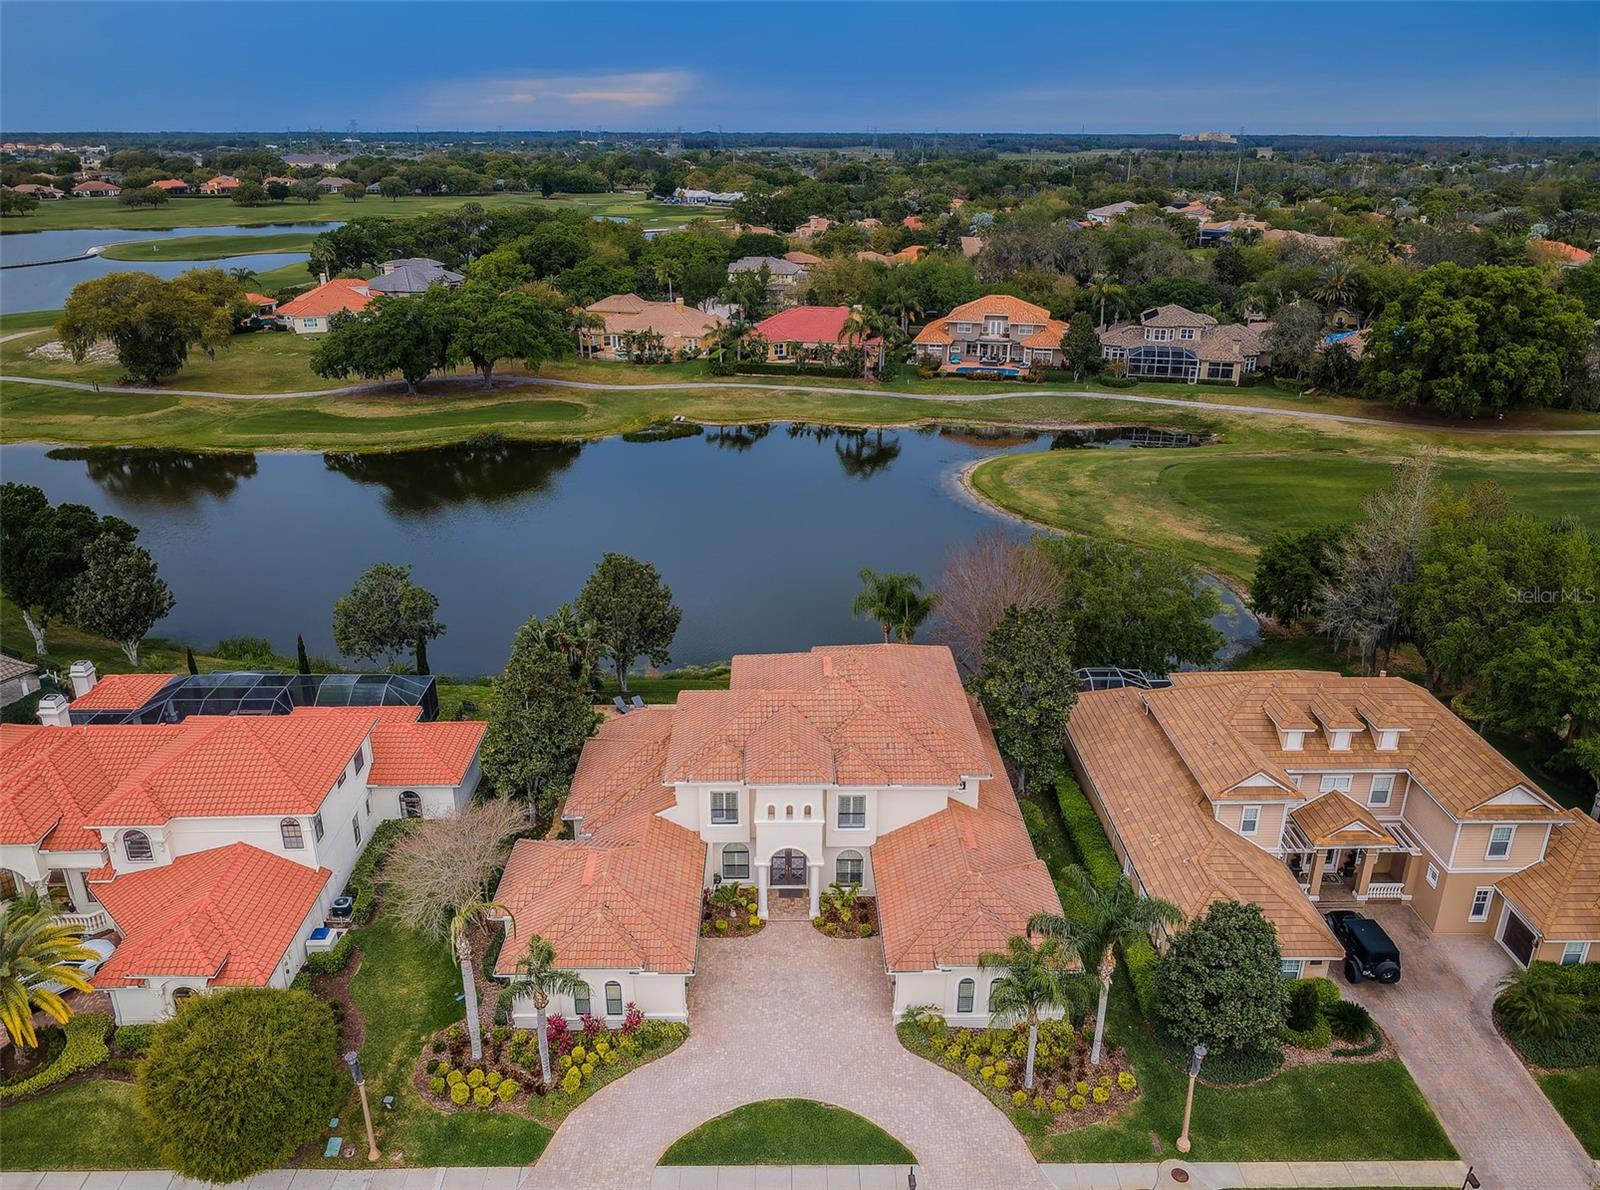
[770,849,807,887]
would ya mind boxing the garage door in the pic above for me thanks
[1500,907,1538,966]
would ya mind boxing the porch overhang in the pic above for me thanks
[1282,817,1424,856]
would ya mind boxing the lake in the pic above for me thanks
[0,222,332,313]
[0,428,1258,677]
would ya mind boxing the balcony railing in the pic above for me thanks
[1359,882,1409,901]
[56,908,112,933]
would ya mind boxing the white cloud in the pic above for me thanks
[414,70,695,125]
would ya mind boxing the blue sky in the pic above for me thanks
[3,2,1596,136]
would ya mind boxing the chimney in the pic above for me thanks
[68,660,98,697]
[674,297,684,308]
[319,271,329,286]
[37,693,71,727]
[1378,669,1387,678]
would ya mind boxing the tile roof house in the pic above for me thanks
[727,255,808,306]
[1098,304,1272,385]
[491,645,1062,1027]
[1,663,486,1024]
[1085,200,1139,225]
[579,293,726,361]
[148,178,190,194]
[0,654,41,708]
[198,175,241,195]
[71,180,121,197]
[912,295,1069,376]
[753,306,872,362]
[1528,238,1594,268]
[1066,670,1594,977]
[12,184,64,199]
[788,215,834,243]
[276,276,374,334]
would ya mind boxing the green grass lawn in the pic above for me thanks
[1030,975,1455,1163]
[0,1080,161,1170]
[1,592,233,680]
[98,231,316,261]
[1539,1068,1600,1157]
[659,1100,916,1166]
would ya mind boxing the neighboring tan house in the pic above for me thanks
[727,255,808,305]
[913,295,1069,375]
[491,645,1062,1027]
[1066,670,1596,977]
[788,215,834,242]
[1086,200,1138,225]
[753,305,868,361]
[13,184,63,200]
[368,257,464,296]
[71,180,121,197]
[149,178,191,195]
[198,175,240,195]
[317,176,356,193]
[2,664,485,1023]
[276,276,374,334]
[783,250,823,268]
[1097,304,1271,384]
[0,655,40,707]
[580,293,725,360]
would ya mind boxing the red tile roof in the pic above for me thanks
[94,843,329,988]
[753,306,865,346]
[71,673,175,711]
[276,277,373,320]
[149,179,189,191]
[367,720,486,786]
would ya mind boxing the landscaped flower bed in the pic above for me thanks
[701,883,764,937]
[897,1011,1139,1132]
[811,883,877,939]
[414,1005,687,1122]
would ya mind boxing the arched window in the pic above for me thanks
[803,804,813,818]
[399,791,422,819]
[573,983,591,1017]
[123,830,153,863]
[956,978,975,1014]
[604,981,623,1016]
[721,843,750,881]
[280,818,304,849]
[836,850,864,884]
[171,986,199,1010]
[785,804,795,820]
[767,804,776,820]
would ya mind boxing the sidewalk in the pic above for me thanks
[1042,1160,1473,1189]
[0,1174,527,1190]
[650,1169,920,1188]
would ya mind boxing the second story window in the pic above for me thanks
[312,812,325,843]
[1319,774,1353,795]
[710,790,739,825]
[353,748,365,776]
[280,818,304,849]
[837,794,866,829]
[1369,775,1394,807]
[123,829,154,863]
[1240,805,1261,836]
[1487,825,1515,861]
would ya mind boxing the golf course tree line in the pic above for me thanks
[0,484,176,665]
[1252,454,1600,799]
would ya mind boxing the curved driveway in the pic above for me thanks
[3,364,1598,436]
[522,923,1050,1190]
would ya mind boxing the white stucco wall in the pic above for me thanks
[891,965,1066,1028]
[509,969,690,1026]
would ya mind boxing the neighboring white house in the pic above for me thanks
[0,654,40,707]
[1085,200,1139,225]
[491,645,1062,1027]
[0,664,485,1024]
[274,276,374,334]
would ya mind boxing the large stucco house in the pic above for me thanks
[1098,304,1271,384]
[912,295,1070,376]
[492,645,1062,1028]
[1067,670,1598,976]
[0,665,485,1024]
[579,293,726,360]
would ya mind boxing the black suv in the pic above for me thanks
[1324,909,1402,985]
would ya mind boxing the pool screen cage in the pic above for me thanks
[1076,667,1174,692]
[68,671,439,725]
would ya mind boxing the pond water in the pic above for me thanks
[0,427,1258,677]
[0,222,334,314]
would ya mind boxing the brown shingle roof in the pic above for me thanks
[1497,811,1600,942]
[1290,792,1398,848]
[584,294,724,340]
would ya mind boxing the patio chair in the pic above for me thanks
[612,696,628,713]
[630,695,646,709]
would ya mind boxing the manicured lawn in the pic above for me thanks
[1539,1067,1600,1157]
[98,231,316,261]
[0,308,64,334]
[0,1080,161,1170]
[1,592,233,681]
[659,1099,915,1166]
[1031,976,1456,1163]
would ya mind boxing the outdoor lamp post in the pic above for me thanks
[345,1050,381,1161]
[1461,1168,1480,1190]
[1175,1043,1207,1154]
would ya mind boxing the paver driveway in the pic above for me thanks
[522,923,1051,1190]
[1340,904,1595,1189]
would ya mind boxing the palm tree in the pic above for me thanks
[979,935,1090,1090]
[851,568,937,643]
[1311,260,1357,310]
[653,261,680,302]
[882,289,923,335]
[1089,274,1126,329]
[537,603,601,685]
[227,266,258,284]
[506,935,587,1087]
[0,904,95,1051]
[1495,964,1582,1041]
[1029,866,1183,1065]
[840,309,876,378]
[450,899,512,1061]
[822,880,861,924]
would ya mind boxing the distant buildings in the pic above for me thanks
[673,187,743,205]
[727,255,808,305]
[71,180,121,197]
[368,257,464,295]
[1179,131,1238,144]
[1085,200,1139,225]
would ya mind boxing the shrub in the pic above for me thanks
[486,1071,503,1088]
[136,990,339,1183]
[992,1074,1008,1090]
[1019,798,1049,852]
[450,1081,470,1105]
[994,1058,1009,1073]
[1050,1099,1066,1115]
[715,920,728,932]
[750,915,762,928]
[347,818,407,924]
[1032,1095,1046,1112]
[1326,999,1374,1044]
[981,1064,995,1080]
[1496,965,1583,1041]
[965,1054,981,1071]
[303,931,355,975]
[571,1045,586,1062]
[1155,901,1288,1058]
[0,1012,112,1102]
[429,1077,445,1095]
[446,1069,465,1086]
[1011,1090,1028,1107]
[812,916,825,927]
[114,1024,158,1054]
[560,1054,574,1070]
[1055,778,1122,887]
[466,1068,485,1087]
[602,1049,618,1065]
[1117,1071,1136,1092]
[1069,1094,1087,1110]
[581,1061,595,1076]
[472,1086,494,1108]
[823,923,837,936]
[561,1067,582,1095]
[481,925,506,980]
[1286,981,1321,1031]
[493,985,515,1026]
[497,1078,519,1101]
[1091,1085,1110,1103]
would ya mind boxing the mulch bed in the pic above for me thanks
[701,888,765,938]
[812,894,878,939]
[309,950,366,1053]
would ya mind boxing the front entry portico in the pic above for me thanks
[756,848,821,919]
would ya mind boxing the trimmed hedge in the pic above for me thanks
[114,1023,158,1054]
[348,818,407,924]
[1019,798,1050,854]
[728,361,859,378]
[0,1012,111,1101]
[1055,777,1121,888]
[303,930,355,975]
[1124,937,1160,1020]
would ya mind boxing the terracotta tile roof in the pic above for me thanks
[244,292,277,308]
[93,843,329,988]
[276,277,373,320]
[940,295,1053,326]
[492,816,704,974]
[1290,792,1398,848]
[855,251,895,265]
[872,699,1062,970]
[1529,239,1594,267]
[584,294,724,340]
[753,306,864,347]
[149,179,189,190]
[562,707,676,838]
[890,245,928,263]
[663,646,992,787]
[783,251,823,266]
[367,720,486,786]
[902,216,926,230]
[1498,811,1600,942]
[1067,685,1342,958]
[71,673,177,711]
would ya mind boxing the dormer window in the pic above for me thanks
[1281,730,1306,752]
[1375,730,1400,751]
[1329,730,1353,751]
[1179,328,1197,340]
[1146,327,1172,342]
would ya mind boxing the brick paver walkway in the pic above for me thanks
[1341,904,1595,1189]
[522,924,1050,1190]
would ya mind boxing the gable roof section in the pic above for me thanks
[277,277,373,320]
[1290,792,1399,848]
[367,719,486,786]
[71,673,177,711]
[93,843,329,988]
[1497,811,1600,942]
[939,294,1053,326]
[584,294,724,339]
[563,707,676,837]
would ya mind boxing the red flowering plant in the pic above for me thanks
[622,1002,645,1034]
[580,1012,605,1038]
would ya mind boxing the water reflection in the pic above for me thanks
[44,448,259,505]
[704,424,772,451]
[322,440,582,516]
[834,428,902,480]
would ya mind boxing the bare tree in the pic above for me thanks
[931,529,1060,674]
[1317,452,1439,673]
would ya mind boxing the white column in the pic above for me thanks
[756,864,769,919]
[808,863,822,919]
